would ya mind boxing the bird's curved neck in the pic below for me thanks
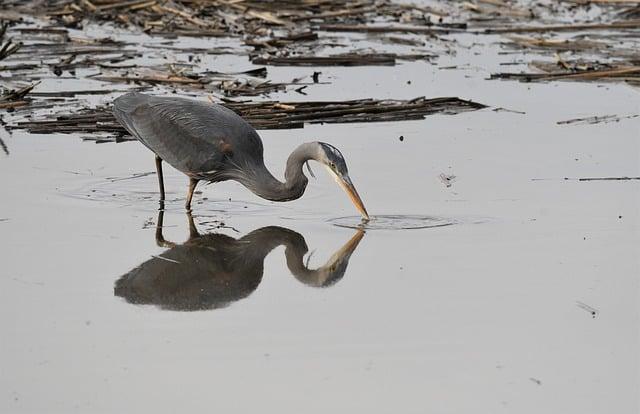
[241,227,328,287]
[243,142,317,202]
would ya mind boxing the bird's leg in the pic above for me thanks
[185,178,199,211]
[186,210,200,240]
[155,206,176,248]
[155,155,166,202]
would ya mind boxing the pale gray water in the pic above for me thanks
[1,26,639,414]
[329,215,458,230]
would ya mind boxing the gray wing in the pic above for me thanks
[112,92,264,179]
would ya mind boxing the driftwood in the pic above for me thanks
[483,20,640,34]
[0,0,638,136]
[491,65,640,82]
[0,135,8,155]
[575,177,640,181]
[7,97,486,140]
[317,24,457,34]
[0,22,21,60]
[251,53,434,67]
[557,113,639,125]
[0,81,40,101]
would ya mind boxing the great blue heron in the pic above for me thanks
[114,210,364,311]
[112,92,369,218]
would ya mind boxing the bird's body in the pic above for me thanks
[114,93,262,181]
[113,92,368,217]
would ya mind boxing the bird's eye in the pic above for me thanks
[330,162,336,169]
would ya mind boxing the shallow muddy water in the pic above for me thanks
[1,27,639,414]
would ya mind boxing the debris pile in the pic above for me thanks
[6,96,486,141]
[1,0,639,142]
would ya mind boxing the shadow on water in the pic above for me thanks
[114,207,365,311]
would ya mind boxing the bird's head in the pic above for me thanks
[316,142,369,220]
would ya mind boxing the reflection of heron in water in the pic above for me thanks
[114,209,364,311]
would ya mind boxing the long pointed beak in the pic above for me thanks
[338,228,365,255]
[322,229,365,270]
[337,175,370,220]
[292,228,365,288]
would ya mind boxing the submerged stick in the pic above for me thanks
[0,135,8,155]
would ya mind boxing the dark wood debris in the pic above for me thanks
[6,97,487,140]
[0,0,639,142]
[491,60,640,84]
[575,177,640,182]
[557,113,639,126]
[252,52,434,66]
[0,134,8,155]
[576,301,598,319]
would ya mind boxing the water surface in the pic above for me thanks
[1,24,638,414]
[330,214,457,230]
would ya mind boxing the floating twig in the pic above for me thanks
[576,301,599,318]
[557,114,639,125]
